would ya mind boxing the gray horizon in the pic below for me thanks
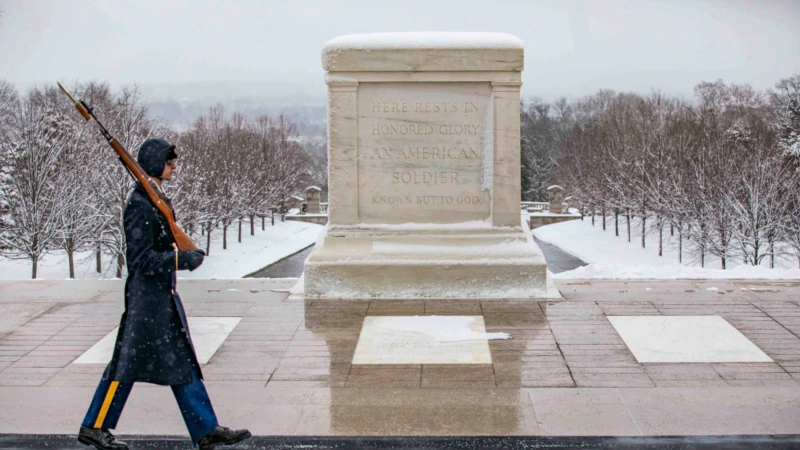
[1,0,799,104]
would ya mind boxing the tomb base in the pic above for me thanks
[304,221,553,299]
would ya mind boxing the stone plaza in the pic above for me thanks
[1,278,799,443]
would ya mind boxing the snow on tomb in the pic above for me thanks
[303,32,551,299]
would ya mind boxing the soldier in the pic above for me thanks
[78,139,251,450]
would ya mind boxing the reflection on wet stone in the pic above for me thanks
[291,298,553,433]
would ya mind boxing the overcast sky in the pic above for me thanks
[1,0,798,103]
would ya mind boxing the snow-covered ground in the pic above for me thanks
[0,220,323,280]
[533,217,800,280]
[6,214,798,281]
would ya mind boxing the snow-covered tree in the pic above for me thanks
[0,92,74,278]
[726,122,785,267]
[0,80,20,250]
[25,83,104,278]
[253,113,309,218]
[783,175,800,268]
[81,83,166,277]
[770,74,800,166]
[520,99,560,202]
[178,107,308,253]
[551,77,795,270]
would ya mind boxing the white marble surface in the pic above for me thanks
[608,315,773,363]
[352,315,501,364]
[72,317,242,365]
[322,32,524,73]
[304,33,547,299]
[357,82,492,224]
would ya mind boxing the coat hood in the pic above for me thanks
[137,138,177,179]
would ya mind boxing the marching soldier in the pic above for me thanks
[78,139,251,450]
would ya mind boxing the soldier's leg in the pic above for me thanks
[81,366,134,430]
[171,367,219,445]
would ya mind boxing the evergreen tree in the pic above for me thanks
[769,74,800,168]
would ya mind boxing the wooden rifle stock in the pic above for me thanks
[57,82,198,252]
[106,139,198,251]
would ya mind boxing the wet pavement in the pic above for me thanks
[0,278,799,439]
[533,236,587,273]
[3,434,800,449]
[249,238,586,279]
[249,245,315,278]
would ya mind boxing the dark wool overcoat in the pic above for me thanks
[105,140,201,385]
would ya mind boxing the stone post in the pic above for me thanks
[305,186,322,213]
[548,185,564,214]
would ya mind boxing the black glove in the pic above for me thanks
[178,249,206,271]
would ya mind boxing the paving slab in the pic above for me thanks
[608,316,774,363]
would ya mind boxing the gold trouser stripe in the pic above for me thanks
[172,243,178,294]
[93,381,120,428]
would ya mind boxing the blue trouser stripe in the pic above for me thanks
[82,365,218,445]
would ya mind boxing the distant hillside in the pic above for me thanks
[139,81,327,133]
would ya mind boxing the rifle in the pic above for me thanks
[57,81,198,251]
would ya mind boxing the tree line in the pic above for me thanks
[0,80,312,278]
[521,76,800,268]
[2,75,798,278]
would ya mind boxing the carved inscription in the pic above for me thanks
[370,124,481,135]
[358,83,492,224]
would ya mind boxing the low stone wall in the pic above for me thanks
[529,215,580,229]
[286,215,328,225]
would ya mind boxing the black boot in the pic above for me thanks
[77,426,129,450]
[198,425,251,450]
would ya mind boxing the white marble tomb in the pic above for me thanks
[303,32,550,299]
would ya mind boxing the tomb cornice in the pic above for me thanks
[322,32,524,73]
